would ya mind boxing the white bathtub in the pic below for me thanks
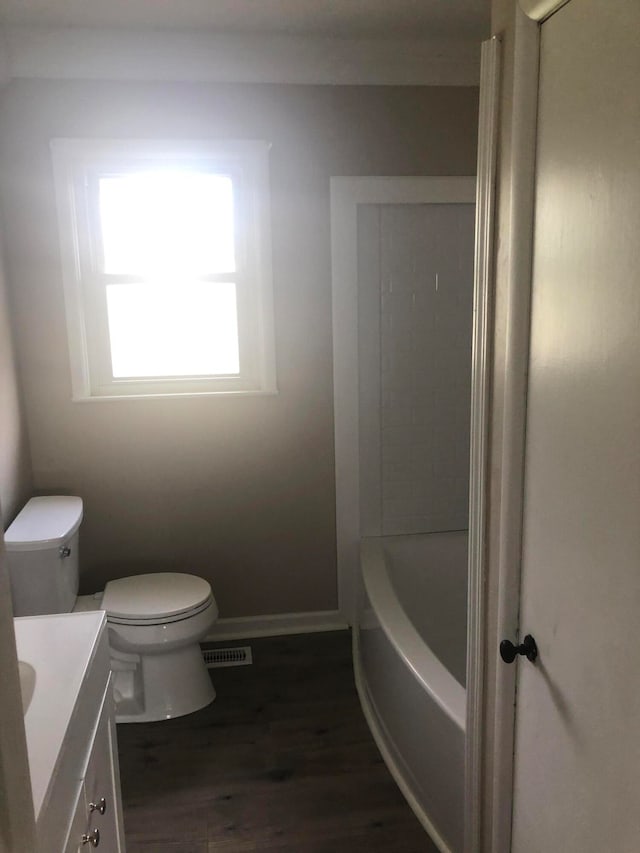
[354,531,467,853]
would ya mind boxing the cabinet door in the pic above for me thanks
[83,685,126,853]
[62,782,87,853]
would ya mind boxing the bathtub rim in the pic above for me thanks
[360,536,466,733]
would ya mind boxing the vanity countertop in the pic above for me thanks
[14,611,107,821]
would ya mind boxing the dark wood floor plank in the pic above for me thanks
[133,844,207,853]
[118,631,439,853]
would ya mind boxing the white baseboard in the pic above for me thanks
[204,609,349,642]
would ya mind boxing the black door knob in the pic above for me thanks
[499,634,538,664]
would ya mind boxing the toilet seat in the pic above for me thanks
[103,572,214,626]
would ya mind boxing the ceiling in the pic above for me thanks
[0,0,489,39]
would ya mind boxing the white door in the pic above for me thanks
[511,1,640,851]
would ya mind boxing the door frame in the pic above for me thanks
[477,2,573,851]
[464,33,501,853]
[330,175,477,627]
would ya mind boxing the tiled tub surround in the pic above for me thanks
[358,203,475,536]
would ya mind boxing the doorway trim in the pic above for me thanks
[464,34,501,853]
[520,0,571,21]
[330,175,477,627]
[484,2,579,849]
[479,3,557,850]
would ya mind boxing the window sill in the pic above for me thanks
[71,389,279,402]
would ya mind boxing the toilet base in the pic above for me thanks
[112,643,216,723]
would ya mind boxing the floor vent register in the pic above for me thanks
[202,646,253,668]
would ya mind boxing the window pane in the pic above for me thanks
[99,172,235,275]
[106,282,240,378]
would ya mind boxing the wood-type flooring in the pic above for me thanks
[117,630,439,852]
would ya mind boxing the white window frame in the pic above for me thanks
[51,138,277,400]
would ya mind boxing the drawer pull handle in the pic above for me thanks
[82,828,100,847]
[89,798,107,815]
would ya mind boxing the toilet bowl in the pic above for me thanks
[5,496,218,723]
[99,572,217,723]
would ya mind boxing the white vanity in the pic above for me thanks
[14,611,126,852]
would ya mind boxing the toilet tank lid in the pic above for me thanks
[4,496,83,551]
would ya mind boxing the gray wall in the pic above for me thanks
[0,232,32,526]
[0,229,36,853]
[0,81,478,618]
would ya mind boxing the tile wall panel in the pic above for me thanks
[358,203,474,537]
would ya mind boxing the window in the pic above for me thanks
[51,139,276,399]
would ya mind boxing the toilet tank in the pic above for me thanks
[4,496,83,616]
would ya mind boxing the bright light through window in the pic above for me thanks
[99,172,235,276]
[107,282,240,378]
[98,171,239,379]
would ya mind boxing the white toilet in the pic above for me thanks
[5,495,218,723]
